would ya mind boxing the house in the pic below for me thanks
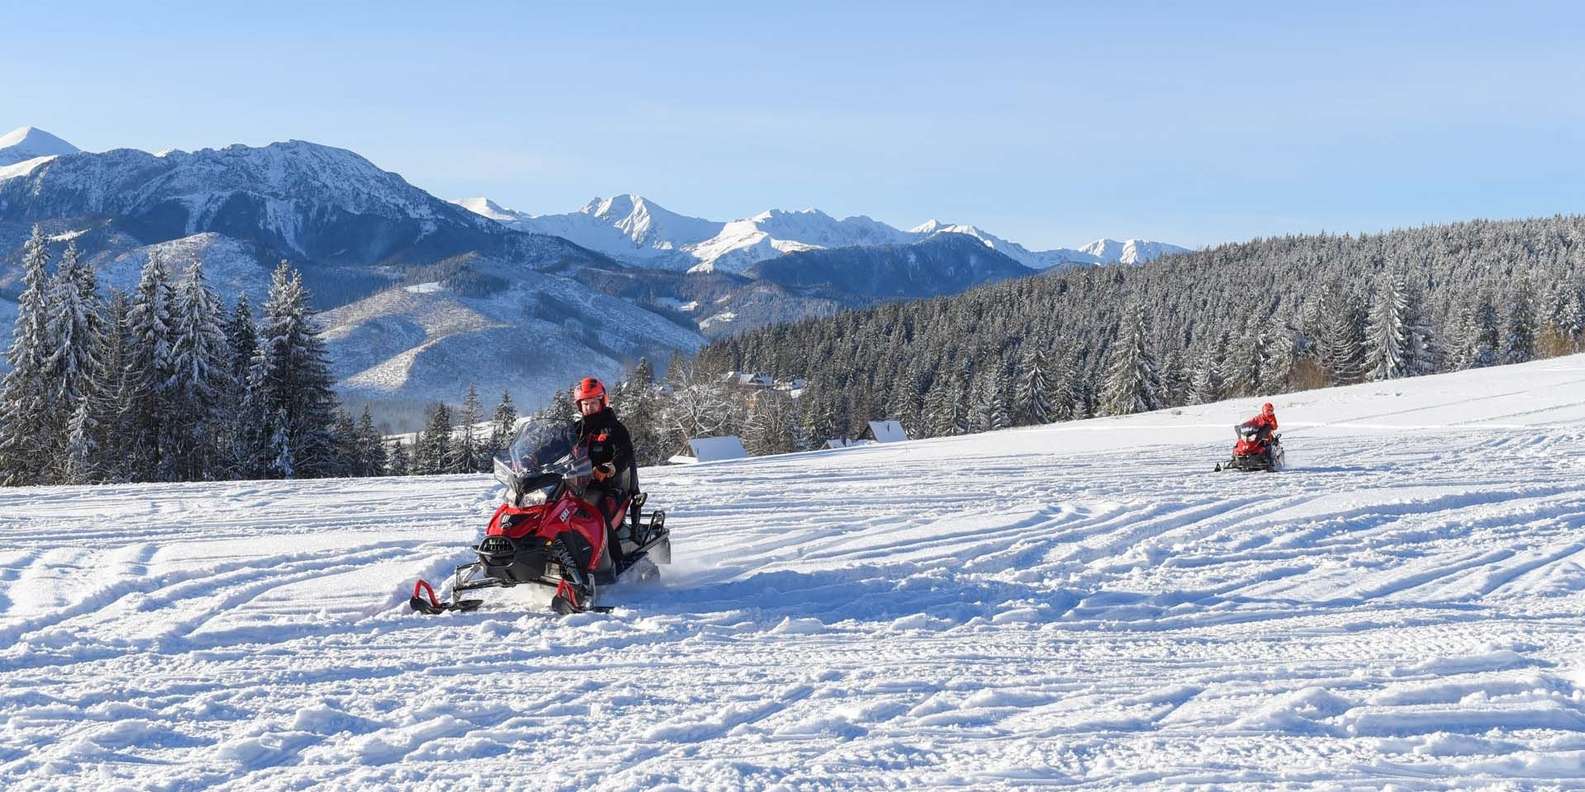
[723,371,775,388]
[669,435,749,464]
[863,420,908,443]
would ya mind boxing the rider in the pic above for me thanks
[571,377,637,539]
[1240,402,1279,451]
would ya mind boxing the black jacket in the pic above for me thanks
[574,407,634,481]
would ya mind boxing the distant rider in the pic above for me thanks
[571,377,637,537]
[1240,402,1279,449]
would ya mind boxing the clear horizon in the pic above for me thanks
[6,1,1585,250]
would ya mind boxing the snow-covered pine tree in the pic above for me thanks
[1157,349,1188,409]
[457,384,483,473]
[1313,285,1365,385]
[330,410,361,476]
[167,259,232,480]
[1098,306,1160,416]
[248,263,340,478]
[225,296,257,393]
[1227,321,1268,396]
[96,291,135,481]
[387,439,411,476]
[0,226,55,485]
[418,402,454,475]
[1502,282,1537,365]
[1051,349,1081,421]
[488,390,518,463]
[795,389,833,450]
[61,398,99,485]
[124,251,178,480]
[1014,346,1056,425]
[970,365,1011,432]
[1188,331,1230,405]
[1400,273,1439,375]
[1366,271,1409,380]
[1262,325,1299,393]
[268,408,294,479]
[355,406,387,476]
[42,241,107,440]
[1540,280,1582,357]
[1468,292,1502,368]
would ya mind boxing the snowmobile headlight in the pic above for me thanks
[519,487,551,507]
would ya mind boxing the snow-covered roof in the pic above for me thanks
[686,435,748,462]
[865,420,908,443]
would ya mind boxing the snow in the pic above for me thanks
[698,311,737,330]
[685,435,748,463]
[0,126,80,167]
[453,193,1186,273]
[5,354,1585,787]
[403,281,444,294]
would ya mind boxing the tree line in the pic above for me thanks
[0,225,381,485]
[693,215,1585,437]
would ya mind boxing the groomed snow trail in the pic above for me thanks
[4,357,1585,790]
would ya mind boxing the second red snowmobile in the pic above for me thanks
[1215,423,1285,472]
[410,418,670,615]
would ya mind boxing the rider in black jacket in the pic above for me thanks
[571,377,637,538]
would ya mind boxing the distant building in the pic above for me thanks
[669,435,749,464]
[724,371,776,388]
[863,420,908,443]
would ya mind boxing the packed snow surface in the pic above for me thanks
[5,355,1585,789]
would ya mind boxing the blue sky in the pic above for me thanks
[5,1,1584,249]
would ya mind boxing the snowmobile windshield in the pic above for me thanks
[505,419,579,474]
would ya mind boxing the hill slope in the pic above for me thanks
[4,354,1585,787]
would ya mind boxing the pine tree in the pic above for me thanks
[268,408,294,479]
[1014,346,1056,425]
[42,242,106,437]
[1502,284,1537,365]
[1366,272,1409,380]
[457,384,483,473]
[488,390,519,464]
[1228,322,1268,396]
[125,251,178,480]
[1099,307,1160,416]
[1188,331,1230,405]
[970,366,1011,432]
[1158,349,1188,408]
[331,410,361,476]
[225,296,257,393]
[61,397,99,485]
[387,439,411,476]
[167,260,232,479]
[356,407,387,476]
[418,402,455,474]
[248,263,340,478]
[1468,293,1502,368]
[0,226,55,485]
[1313,286,1365,385]
[97,292,135,481]
[1262,326,1299,393]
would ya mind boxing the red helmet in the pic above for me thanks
[1262,402,1275,416]
[573,376,607,408]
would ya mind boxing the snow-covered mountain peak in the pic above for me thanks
[0,126,81,167]
[454,196,516,221]
[1080,238,1191,265]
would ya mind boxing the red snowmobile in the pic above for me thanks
[409,418,670,615]
[1215,423,1285,472]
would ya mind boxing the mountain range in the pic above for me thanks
[0,125,1187,427]
[452,193,1187,274]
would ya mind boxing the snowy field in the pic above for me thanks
[4,355,1585,789]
